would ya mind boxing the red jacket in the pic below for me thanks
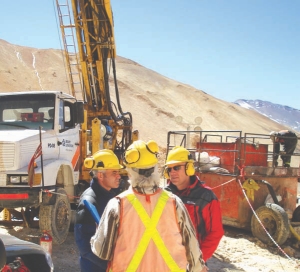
[166,175,224,261]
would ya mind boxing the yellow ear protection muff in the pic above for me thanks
[185,152,195,176]
[185,162,195,176]
[124,148,140,165]
[163,167,169,179]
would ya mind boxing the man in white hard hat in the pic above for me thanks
[74,149,123,272]
[270,130,298,167]
[91,140,207,272]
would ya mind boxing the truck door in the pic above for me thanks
[56,100,81,178]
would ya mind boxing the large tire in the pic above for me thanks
[39,188,71,244]
[251,203,290,245]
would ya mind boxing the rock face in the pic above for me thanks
[0,39,291,148]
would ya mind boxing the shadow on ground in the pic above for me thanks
[207,256,245,272]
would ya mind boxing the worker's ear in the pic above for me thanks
[96,171,104,179]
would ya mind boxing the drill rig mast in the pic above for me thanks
[56,0,137,180]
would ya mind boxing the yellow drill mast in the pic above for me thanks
[55,0,138,181]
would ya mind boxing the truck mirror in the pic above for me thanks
[75,102,84,124]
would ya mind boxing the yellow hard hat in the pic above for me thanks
[124,140,158,169]
[165,146,194,165]
[84,149,123,170]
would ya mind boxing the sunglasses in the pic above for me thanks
[166,165,183,173]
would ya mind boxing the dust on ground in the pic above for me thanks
[1,224,300,272]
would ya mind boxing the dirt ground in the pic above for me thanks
[1,224,300,272]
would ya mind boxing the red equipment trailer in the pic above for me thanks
[166,130,300,245]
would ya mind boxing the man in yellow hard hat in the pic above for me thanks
[91,140,207,272]
[74,149,123,272]
[165,146,224,265]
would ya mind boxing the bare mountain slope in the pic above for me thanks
[235,99,300,132]
[0,39,288,147]
[0,39,68,92]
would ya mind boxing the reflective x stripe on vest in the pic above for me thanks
[125,191,185,272]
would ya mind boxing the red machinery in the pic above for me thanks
[166,130,300,245]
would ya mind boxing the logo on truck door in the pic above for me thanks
[61,139,74,148]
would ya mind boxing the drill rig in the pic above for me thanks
[56,0,138,181]
[0,0,136,244]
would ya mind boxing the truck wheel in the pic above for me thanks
[251,203,289,245]
[39,188,71,244]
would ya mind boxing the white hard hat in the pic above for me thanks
[270,131,278,136]
[269,131,278,142]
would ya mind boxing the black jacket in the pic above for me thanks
[275,131,298,154]
[74,178,116,272]
[75,178,115,225]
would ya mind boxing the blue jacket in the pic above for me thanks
[74,178,115,272]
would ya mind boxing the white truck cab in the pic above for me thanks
[0,91,84,244]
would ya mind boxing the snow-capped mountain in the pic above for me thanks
[234,99,300,132]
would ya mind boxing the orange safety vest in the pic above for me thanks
[108,188,187,272]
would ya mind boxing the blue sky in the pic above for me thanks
[1,0,299,109]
